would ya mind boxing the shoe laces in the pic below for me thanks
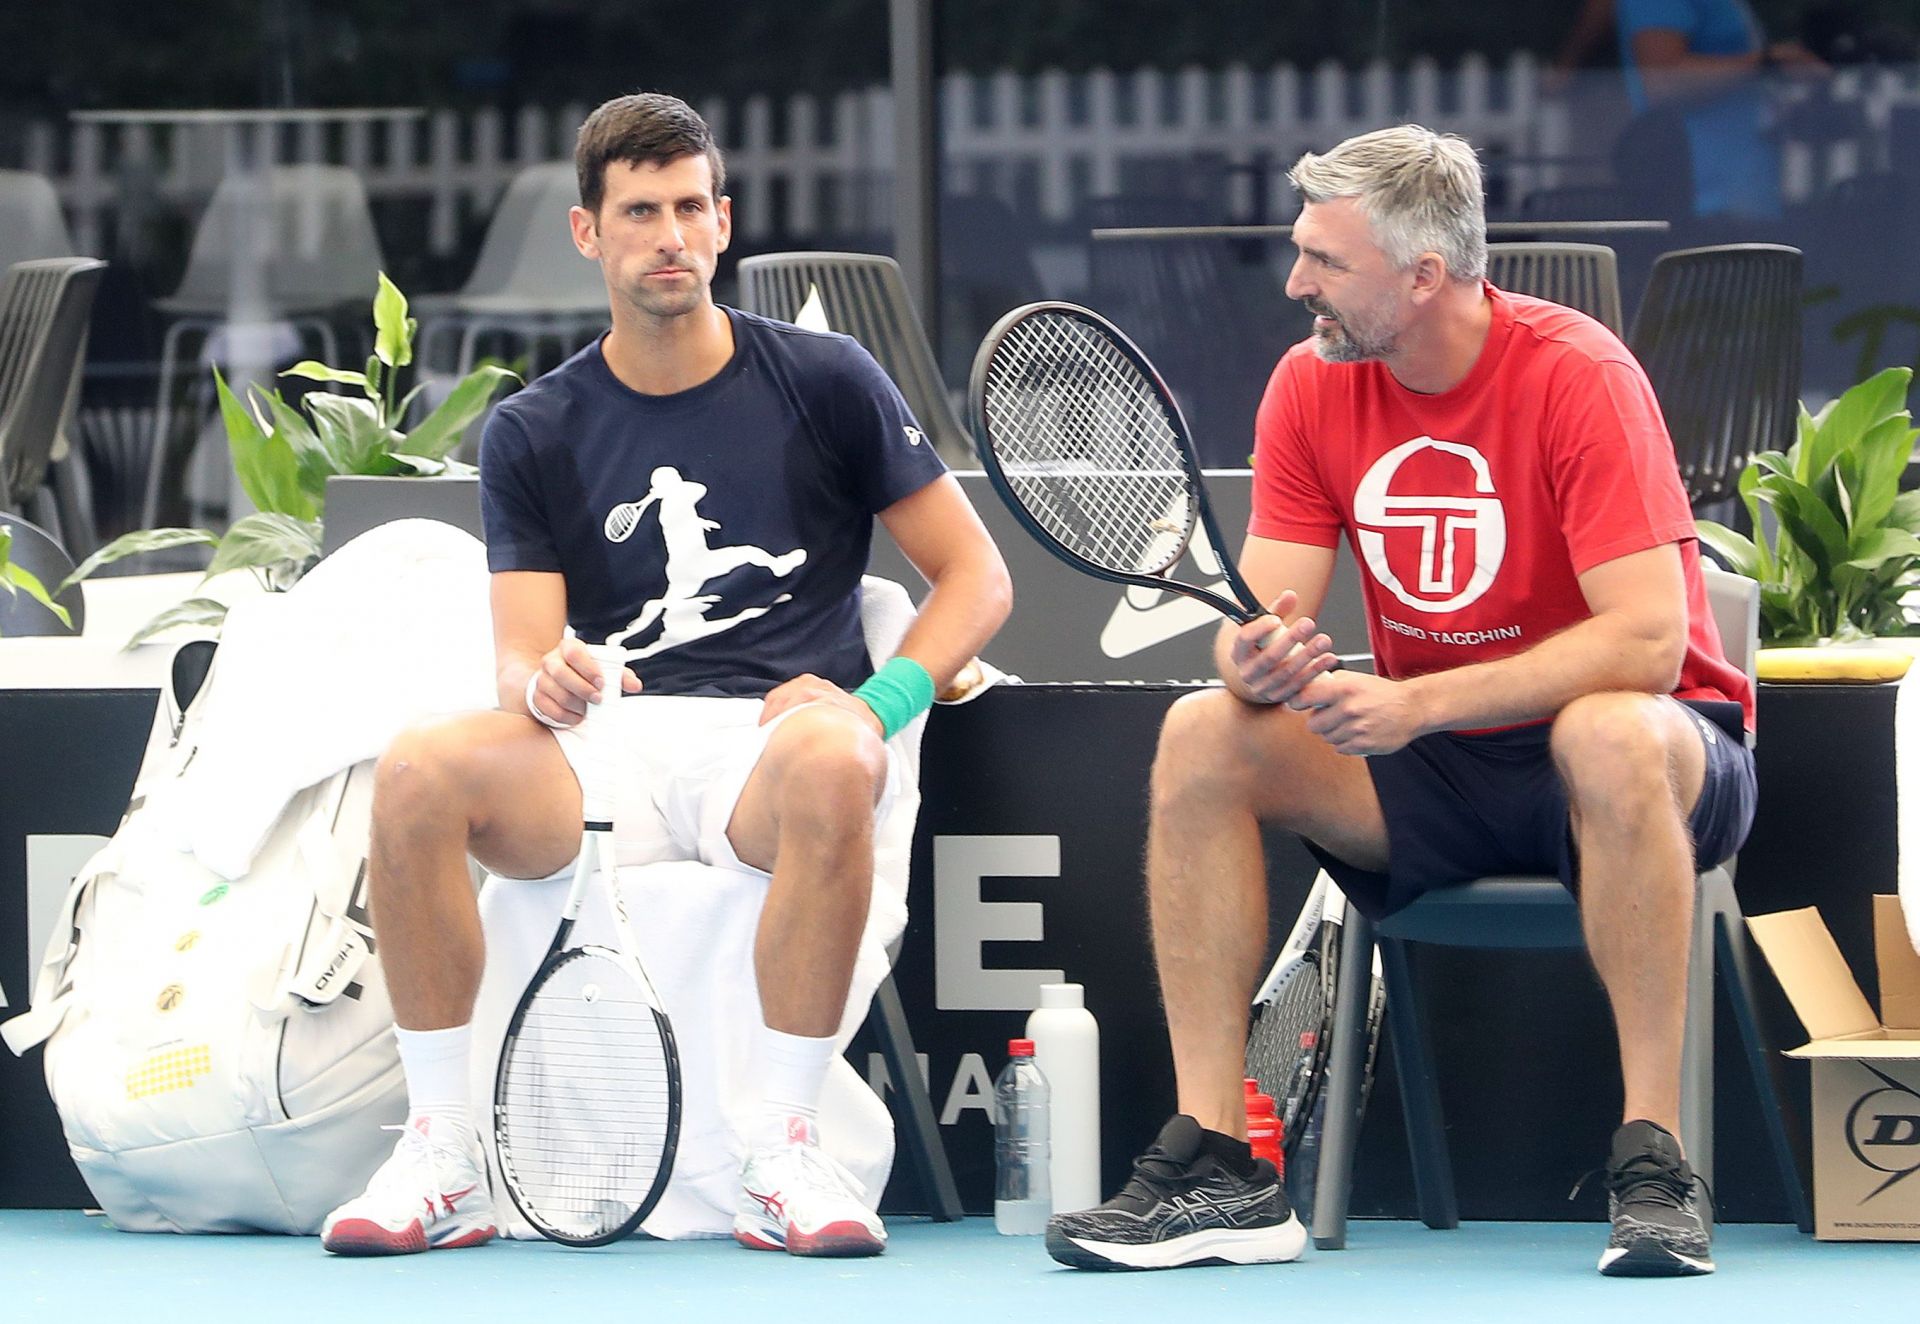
[1568,1153,1708,1210]
[765,1141,862,1202]
[369,1123,473,1195]
[1111,1142,1190,1207]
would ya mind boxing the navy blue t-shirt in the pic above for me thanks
[479,308,946,697]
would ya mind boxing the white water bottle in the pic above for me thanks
[1026,982,1100,1213]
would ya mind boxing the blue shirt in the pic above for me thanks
[479,308,947,697]
[1616,0,1778,218]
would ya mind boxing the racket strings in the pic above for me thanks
[1244,955,1326,1136]
[982,312,1196,575]
[496,950,675,1241]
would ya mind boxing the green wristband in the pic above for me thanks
[852,656,936,740]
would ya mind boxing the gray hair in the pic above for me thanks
[1287,125,1487,283]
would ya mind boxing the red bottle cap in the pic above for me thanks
[1250,1092,1277,1115]
[1243,1077,1259,1097]
[1008,1038,1035,1057]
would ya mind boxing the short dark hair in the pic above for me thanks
[575,92,727,214]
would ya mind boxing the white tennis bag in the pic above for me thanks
[2,685,405,1233]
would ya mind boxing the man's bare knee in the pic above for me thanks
[1154,689,1310,825]
[1552,694,1684,819]
[375,716,482,829]
[766,706,889,821]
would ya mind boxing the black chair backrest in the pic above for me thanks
[0,257,108,511]
[0,512,82,635]
[736,252,974,466]
[1628,244,1802,508]
[1487,242,1624,337]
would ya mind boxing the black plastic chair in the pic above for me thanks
[1628,244,1803,512]
[1307,566,1812,1247]
[1488,243,1624,337]
[0,258,107,525]
[736,252,975,467]
[0,512,83,636]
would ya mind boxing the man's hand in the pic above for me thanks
[526,638,642,727]
[759,673,885,738]
[1290,670,1428,757]
[1228,590,1340,706]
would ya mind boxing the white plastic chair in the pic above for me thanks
[415,162,608,377]
[144,165,385,527]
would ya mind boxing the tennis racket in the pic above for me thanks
[1243,871,1386,1161]
[969,301,1266,624]
[493,643,682,1246]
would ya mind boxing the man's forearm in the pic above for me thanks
[888,562,1012,692]
[1401,612,1684,735]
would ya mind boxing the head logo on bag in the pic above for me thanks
[199,884,228,907]
[155,984,185,1013]
[174,931,199,953]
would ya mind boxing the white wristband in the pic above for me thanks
[525,671,570,730]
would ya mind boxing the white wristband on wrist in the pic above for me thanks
[525,671,570,730]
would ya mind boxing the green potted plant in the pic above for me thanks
[1696,366,1920,645]
[62,274,517,645]
[0,522,72,636]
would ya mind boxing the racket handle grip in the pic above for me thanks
[577,643,628,824]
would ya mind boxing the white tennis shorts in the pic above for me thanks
[509,694,906,882]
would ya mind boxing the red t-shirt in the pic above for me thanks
[1250,285,1754,729]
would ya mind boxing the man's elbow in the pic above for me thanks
[1637,626,1689,695]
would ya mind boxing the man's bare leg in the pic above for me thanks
[727,705,890,1037]
[1553,693,1708,1141]
[724,702,892,1256]
[370,711,585,1030]
[1147,689,1389,1137]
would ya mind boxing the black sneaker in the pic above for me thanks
[1044,1114,1305,1271]
[1598,1119,1714,1277]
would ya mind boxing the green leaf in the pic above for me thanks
[216,368,316,520]
[1,559,72,630]
[257,389,338,508]
[1849,418,1918,539]
[372,272,413,369]
[1694,522,1760,579]
[1801,367,1913,484]
[204,513,323,580]
[126,597,229,650]
[59,526,218,592]
[305,392,400,475]
[398,364,519,461]
[1757,474,1850,576]
[281,361,369,389]
[1892,489,1920,532]
[1844,528,1920,571]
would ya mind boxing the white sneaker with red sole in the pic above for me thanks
[321,1116,497,1255]
[734,1119,887,1257]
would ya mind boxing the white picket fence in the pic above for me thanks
[17,56,1920,257]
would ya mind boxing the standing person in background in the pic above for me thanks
[1615,0,1826,219]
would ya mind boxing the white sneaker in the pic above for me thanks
[734,1119,887,1257]
[321,1116,497,1255]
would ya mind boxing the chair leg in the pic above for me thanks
[1681,871,1715,1189]
[1312,909,1377,1250]
[868,969,963,1222]
[143,319,194,530]
[1707,877,1814,1232]
[1378,936,1459,1229]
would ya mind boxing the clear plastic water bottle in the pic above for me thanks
[993,1038,1051,1235]
[1290,1087,1326,1225]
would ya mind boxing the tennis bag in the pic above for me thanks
[1,679,405,1233]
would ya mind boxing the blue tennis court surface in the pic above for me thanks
[4,1212,1915,1322]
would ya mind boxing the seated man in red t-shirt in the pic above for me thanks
[1046,125,1754,1280]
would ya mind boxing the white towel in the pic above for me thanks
[152,519,497,879]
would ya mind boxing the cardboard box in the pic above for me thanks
[1748,896,1920,1241]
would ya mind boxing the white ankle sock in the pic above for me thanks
[754,1024,837,1149]
[395,1023,472,1133]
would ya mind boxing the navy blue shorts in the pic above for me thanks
[1302,699,1757,922]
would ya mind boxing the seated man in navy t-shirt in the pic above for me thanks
[322,93,1011,1259]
